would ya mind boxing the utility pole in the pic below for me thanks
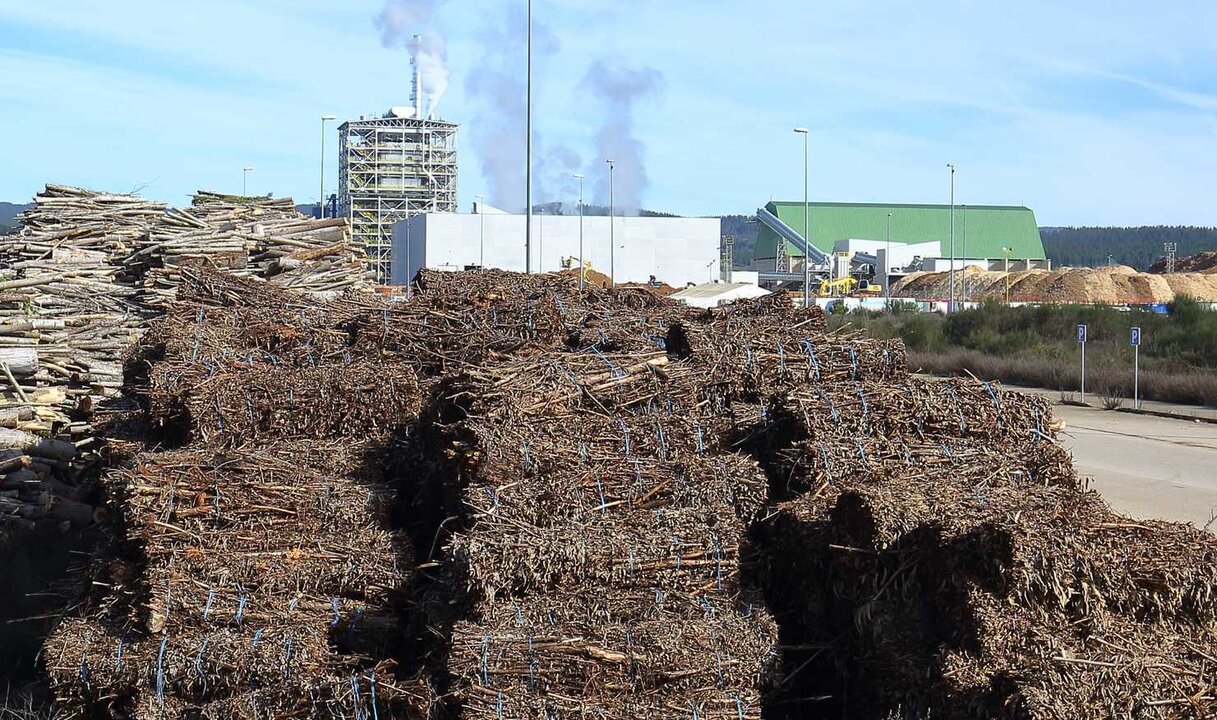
[795,128,810,308]
[885,211,892,308]
[948,163,956,312]
[475,194,485,268]
[525,0,533,273]
[320,115,336,218]
[573,174,585,291]
[242,166,254,197]
[607,159,616,287]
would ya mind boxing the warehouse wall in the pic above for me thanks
[392,214,720,287]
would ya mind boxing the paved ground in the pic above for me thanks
[1050,402,1217,529]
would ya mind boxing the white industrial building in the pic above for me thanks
[391,212,721,287]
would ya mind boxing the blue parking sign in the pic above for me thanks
[1077,324,1087,343]
[1130,327,1141,347]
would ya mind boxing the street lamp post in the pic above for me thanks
[242,166,255,197]
[961,203,967,303]
[948,163,956,312]
[794,128,810,308]
[475,194,485,268]
[572,174,585,291]
[1003,246,1014,304]
[606,159,616,287]
[320,115,336,218]
[525,0,533,273]
[885,211,892,307]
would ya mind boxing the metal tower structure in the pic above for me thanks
[1164,242,1178,274]
[337,113,458,282]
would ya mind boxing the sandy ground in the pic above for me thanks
[1051,403,1217,530]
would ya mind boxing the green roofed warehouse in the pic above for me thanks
[754,201,1046,273]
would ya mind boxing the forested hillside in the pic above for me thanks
[1042,226,1217,269]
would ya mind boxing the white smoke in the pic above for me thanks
[376,1,449,117]
[466,5,577,211]
[581,61,664,214]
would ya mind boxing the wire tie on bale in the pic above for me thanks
[695,424,705,454]
[485,487,500,516]
[716,651,725,687]
[673,535,683,573]
[252,627,263,649]
[369,670,380,720]
[115,638,123,674]
[349,674,365,720]
[521,443,532,473]
[946,386,967,435]
[849,345,860,379]
[528,635,538,690]
[481,635,491,684]
[714,536,723,591]
[801,339,822,380]
[819,442,832,483]
[514,605,526,627]
[155,635,168,707]
[776,340,787,371]
[856,439,868,464]
[856,384,871,433]
[331,598,341,628]
[288,595,300,613]
[283,638,294,681]
[194,636,210,695]
[596,476,607,514]
[203,586,215,621]
[236,592,248,625]
[497,691,506,719]
[820,388,840,426]
[982,380,1004,429]
[734,694,746,720]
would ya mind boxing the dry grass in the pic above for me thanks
[909,349,1217,406]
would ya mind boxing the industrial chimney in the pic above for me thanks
[412,34,423,118]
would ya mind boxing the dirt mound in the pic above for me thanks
[892,265,1217,303]
[1150,251,1217,274]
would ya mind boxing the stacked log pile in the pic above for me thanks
[0,185,371,537]
[44,275,430,719]
[39,265,1217,719]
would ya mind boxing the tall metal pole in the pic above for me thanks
[524,0,533,273]
[320,115,336,218]
[475,194,485,268]
[607,159,616,287]
[885,211,892,307]
[948,163,956,312]
[573,174,585,291]
[243,166,254,197]
[795,128,810,308]
[961,203,967,302]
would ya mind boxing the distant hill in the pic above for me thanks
[0,202,31,233]
[1040,226,1217,270]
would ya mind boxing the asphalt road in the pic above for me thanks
[1053,403,1217,529]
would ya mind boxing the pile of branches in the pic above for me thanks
[0,185,372,538]
[40,264,1217,719]
[43,273,429,719]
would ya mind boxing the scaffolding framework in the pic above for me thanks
[338,115,458,282]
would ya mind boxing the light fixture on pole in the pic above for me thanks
[794,127,811,308]
[885,211,892,308]
[1003,246,1014,304]
[475,194,486,268]
[320,115,336,218]
[524,0,533,273]
[606,159,616,287]
[242,166,255,197]
[572,174,585,291]
[947,163,956,312]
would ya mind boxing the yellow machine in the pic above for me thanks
[818,276,858,297]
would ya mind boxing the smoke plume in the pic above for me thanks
[581,61,664,215]
[376,1,450,117]
[466,6,576,211]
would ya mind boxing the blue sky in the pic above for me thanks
[1,0,1216,225]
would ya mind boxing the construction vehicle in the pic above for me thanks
[816,276,884,298]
